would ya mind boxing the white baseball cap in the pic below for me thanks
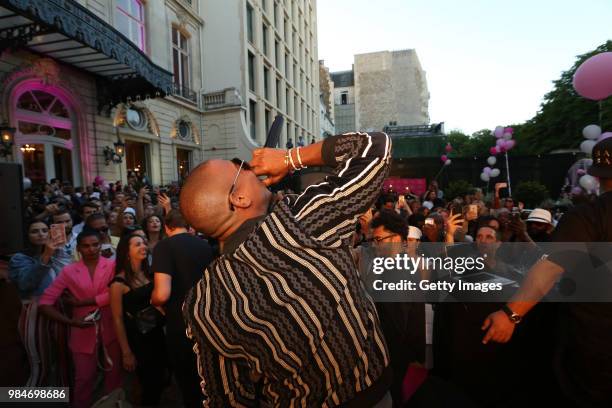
[408,226,422,240]
[527,208,552,225]
[123,207,136,216]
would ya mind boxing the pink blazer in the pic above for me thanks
[39,257,117,354]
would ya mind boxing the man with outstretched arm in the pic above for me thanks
[481,138,612,407]
[180,132,393,407]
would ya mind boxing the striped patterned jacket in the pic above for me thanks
[183,132,392,407]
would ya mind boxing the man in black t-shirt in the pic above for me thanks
[481,138,612,407]
[151,210,214,408]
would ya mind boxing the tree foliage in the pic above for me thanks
[513,41,612,154]
[444,180,475,201]
[513,181,550,208]
[447,129,496,158]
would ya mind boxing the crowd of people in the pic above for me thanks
[1,133,611,407]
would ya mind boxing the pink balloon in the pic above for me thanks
[504,127,514,134]
[505,140,516,150]
[573,52,612,101]
[483,167,492,175]
[577,168,586,176]
[94,176,104,186]
[445,143,453,153]
[571,186,583,195]
[499,147,507,153]
[440,155,448,162]
[490,147,498,155]
[496,138,505,147]
[494,126,505,138]
[598,132,612,142]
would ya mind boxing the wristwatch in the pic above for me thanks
[501,305,522,324]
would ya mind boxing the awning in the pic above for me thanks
[0,0,173,110]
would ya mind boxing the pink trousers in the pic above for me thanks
[72,340,123,408]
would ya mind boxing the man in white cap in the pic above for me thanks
[407,225,422,242]
[525,208,554,243]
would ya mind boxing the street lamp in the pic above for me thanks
[103,129,126,165]
[0,120,15,157]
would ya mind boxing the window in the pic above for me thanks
[262,23,268,57]
[246,3,254,44]
[248,52,255,92]
[285,88,289,114]
[265,108,271,133]
[341,91,348,105]
[177,148,191,181]
[275,40,280,68]
[264,66,270,100]
[276,78,281,108]
[115,0,145,50]
[125,140,149,177]
[172,27,190,93]
[285,53,290,78]
[177,120,191,140]
[249,99,257,140]
[126,107,147,130]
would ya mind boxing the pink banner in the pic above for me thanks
[384,178,427,196]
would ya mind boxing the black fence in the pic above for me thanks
[390,153,581,198]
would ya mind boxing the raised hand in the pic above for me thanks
[250,148,291,187]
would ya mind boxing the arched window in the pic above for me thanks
[14,88,79,185]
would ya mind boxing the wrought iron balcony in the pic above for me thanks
[172,83,198,104]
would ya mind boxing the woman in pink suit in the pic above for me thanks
[39,229,123,408]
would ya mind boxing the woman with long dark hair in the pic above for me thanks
[9,220,70,387]
[109,234,168,406]
[142,215,165,252]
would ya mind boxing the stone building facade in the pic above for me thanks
[0,0,319,187]
[331,49,430,134]
[201,0,320,159]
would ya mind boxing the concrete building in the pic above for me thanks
[330,69,356,134]
[200,0,320,158]
[0,0,319,187]
[330,49,429,134]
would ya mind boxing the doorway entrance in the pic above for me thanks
[14,87,80,186]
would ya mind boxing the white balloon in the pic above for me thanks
[444,159,452,166]
[579,175,598,191]
[503,132,513,140]
[580,140,597,155]
[23,177,32,190]
[582,124,602,140]
[487,156,497,166]
[480,173,490,182]
[490,168,501,178]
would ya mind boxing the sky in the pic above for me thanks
[316,0,612,134]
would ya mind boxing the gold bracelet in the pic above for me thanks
[296,147,307,169]
[288,148,298,171]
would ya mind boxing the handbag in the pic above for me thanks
[126,306,164,335]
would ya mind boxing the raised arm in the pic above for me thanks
[251,132,392,242]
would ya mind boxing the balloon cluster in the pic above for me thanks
[580,124,612,155]
[480,126,515,182]
[489,126,516,156]
[440,143,453,166]
[577,124,609,193]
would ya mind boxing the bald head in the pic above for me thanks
[179,159,272,239]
